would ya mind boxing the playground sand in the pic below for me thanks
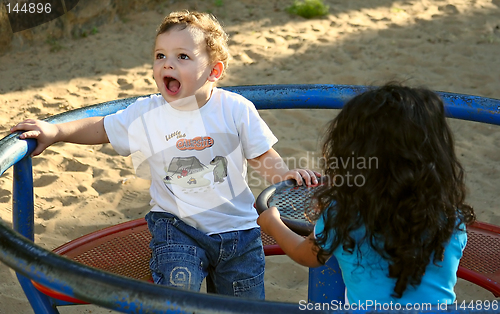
[1,0,499,312]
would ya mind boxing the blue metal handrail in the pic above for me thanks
[0,84,499,313]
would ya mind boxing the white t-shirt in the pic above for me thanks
[104,88,278,234]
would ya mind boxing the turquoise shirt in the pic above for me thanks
[314,211,467,305]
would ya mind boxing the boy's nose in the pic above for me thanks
[163,59,174,69]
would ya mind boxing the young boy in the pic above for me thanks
[11,11,318,299]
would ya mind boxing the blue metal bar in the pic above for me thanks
[224,85,500,125]
[437,91,500,125]
[0,219,307,313]
[308,256,345,303]
[13,156,34,241]
[15,275,58,314]
[0,85,493,130]
[13,155,59,314]
[225,84,365,110]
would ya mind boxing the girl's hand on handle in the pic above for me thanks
[257,206,281,235]
[10,119,59,156]
[257,206,322,268]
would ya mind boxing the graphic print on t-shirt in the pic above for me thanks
[210,156,227,183]
[163,155,229,192]
[163,135,229,193]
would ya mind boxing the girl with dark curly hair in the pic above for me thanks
[258,83,475,305]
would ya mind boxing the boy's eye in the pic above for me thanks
[156,53,165,59]
[179,54,190,60]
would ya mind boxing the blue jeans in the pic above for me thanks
[145,211,265,299]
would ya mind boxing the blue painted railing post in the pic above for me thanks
[13,156,59,314]
[308,256,345,304]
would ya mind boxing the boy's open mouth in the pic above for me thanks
[164,76,180,94]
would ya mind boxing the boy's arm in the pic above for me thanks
[257,206,323,267]
[248,148,320,185]
[10,117,109,156]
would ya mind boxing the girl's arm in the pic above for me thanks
[10,117,109,156]
[257,206,323,267]
[248,148,320,185]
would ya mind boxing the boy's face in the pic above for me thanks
[153,26,217,109]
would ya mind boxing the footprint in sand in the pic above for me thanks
[244,49,263,61]
[43,101,66,109]
[0,188,11,203]
[33,174,59,188]
[32,155,61,172]
[100,210,119,217]
[60,196,79,207]
[119,190,151,206]
[36,207,60,220]
[93,168,105,178]
[92,180,122,195]
[26,105,42,114]
[233,52,254,64]
[118,190,141,207]
[77,85,92,91]
[119,168,135,176]
[117,190,151,218]
[438,4,459,14]
[117,78,134,90]
[34,204,56,234]
[60,157,90,172]
[77,185,87,193]
[98,144,119,156]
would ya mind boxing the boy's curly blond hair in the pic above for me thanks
[156,11,230,79]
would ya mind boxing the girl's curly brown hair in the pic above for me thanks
[311,83,475,298]
[156,10,230,79]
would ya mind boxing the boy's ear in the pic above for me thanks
[208,61,224,82]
